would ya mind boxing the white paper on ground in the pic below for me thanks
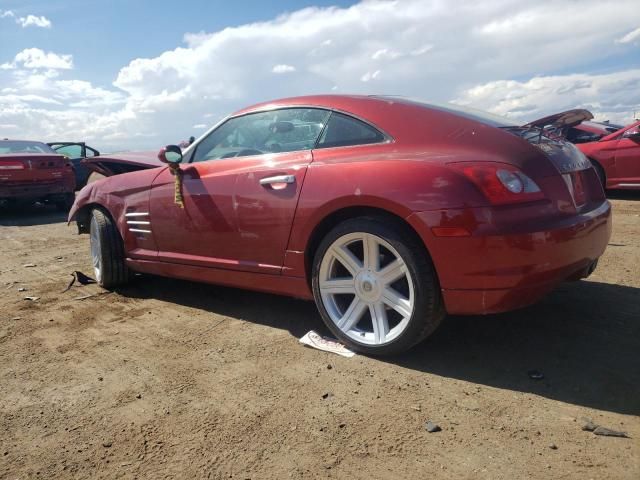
[299,330,356,358]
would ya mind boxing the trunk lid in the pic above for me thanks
[501,125,604,212]
[524,109,594,130]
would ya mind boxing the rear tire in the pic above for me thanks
[89,208,129,289]
[311,216,444,356]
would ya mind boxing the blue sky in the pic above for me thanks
[1,0,639,150]
[0,0,357,86]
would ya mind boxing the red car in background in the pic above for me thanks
[69,95,611,355]
[575,121,640,190]
[527,110,640,190]
[0,140,76,211]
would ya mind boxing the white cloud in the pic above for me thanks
[3,48,73,70]
[454,70,640,125]
[360,70,381,82]
[616,26,640,44]
[372,49,401,60]
[1,0,639,151]
[272,64,296,74]
[16,14,51,28]
[192,123,207,129]
[0,10,51,28]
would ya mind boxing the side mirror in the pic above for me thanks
[158,145,183,165]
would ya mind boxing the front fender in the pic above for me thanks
[68,181,98,225]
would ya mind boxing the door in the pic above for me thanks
[613,123,640,187]
[149,107,331,274]
[48,142,100,189]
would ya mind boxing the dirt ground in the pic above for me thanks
[1,194,639,480]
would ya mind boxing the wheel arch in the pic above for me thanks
[303,205,439,289]
[73,202,113,234]
[588,157,607,188]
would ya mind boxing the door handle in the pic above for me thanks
[259,175,295,186]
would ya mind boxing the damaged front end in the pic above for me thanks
[81,151,162,177]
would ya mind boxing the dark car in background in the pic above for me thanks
[48,142,100,190]
[566,120,626,144]
[0,140,76,210]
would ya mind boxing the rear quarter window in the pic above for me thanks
[316,112,386,149]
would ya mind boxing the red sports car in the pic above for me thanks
[1,140,76,210]
[575,121,640,190]
[69,96,611,355]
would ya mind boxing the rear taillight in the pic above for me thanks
[451,162,545,205]
[0,162,25,170]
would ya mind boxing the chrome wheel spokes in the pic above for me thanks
[319,232,414,346]
[90,216,102,283]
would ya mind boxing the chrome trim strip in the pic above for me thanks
[126,220,151,225]
[618,183,640,187]
[125,212,149,217]
[129,228,152,233]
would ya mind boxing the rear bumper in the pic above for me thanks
[0,180,74,200]
[408,200,612,314]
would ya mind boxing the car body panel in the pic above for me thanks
[69,95,612,314]
[407,200,611,314]
[148,150,311,274]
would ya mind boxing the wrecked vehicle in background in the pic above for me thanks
[48,142,101,190]
[574,120,640,190]
[0,140,76,210]
[525,110,640,190]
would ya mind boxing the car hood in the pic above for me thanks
[81,151,162,176]
[525,109,594,129]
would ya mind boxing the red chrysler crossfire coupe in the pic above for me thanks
[69,95,612,355]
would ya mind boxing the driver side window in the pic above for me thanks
[192,108,331,163]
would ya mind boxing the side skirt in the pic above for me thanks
[126,258,314,300]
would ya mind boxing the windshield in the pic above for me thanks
[0,141,56,155]
[377,96,519,128]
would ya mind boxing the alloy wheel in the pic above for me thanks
[318,232,415,345]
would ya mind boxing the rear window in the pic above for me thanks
[0,141,56,154]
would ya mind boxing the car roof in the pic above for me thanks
[0,139,48,144]
[231,94,518,129]
[232,94,382,116]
